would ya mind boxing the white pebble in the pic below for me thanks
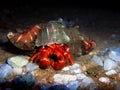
[25,63,39,72]
[12,67,23,75]
[62,66,70,71]
[76,73,87,80]
[105,69,117,76]
[53,74,77,85]
[7,55,29,68]
[92,55,103,66]
[109,48,120,62]
[66,81,81,90]
[99,77,110,84]
[70,68,81,74]
[69,63,81,74]
[70,63,80,68]
[62,63,82,74]
[104,59,118,70]
[81,76,94,87]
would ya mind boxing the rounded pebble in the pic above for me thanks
[49,84,70,90]
[53,74,77,84]
[99,77,110,84]
[13,73,35,89]
[0,64,13,79]
[41,84,51,90]
[7,55,29,68]
[25,63,39,72]
[67,81,80,90]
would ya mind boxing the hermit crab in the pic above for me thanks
[31,43,74,70]
[7,20,96,70]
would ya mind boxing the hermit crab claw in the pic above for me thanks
[7,25,41,50]
[81,39,96,55]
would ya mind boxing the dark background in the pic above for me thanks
[0,0,120,20]
[0,0,119,11]
[0,0,120,28]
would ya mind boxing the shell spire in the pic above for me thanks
[7,24,41,50]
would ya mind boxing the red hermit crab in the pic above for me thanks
[7,20,96,70]
[30,43,74,70]
[7,21,75,70]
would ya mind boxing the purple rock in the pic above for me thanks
[13,73,35,89]
[49,84,70,90]
[67,81,81,90]
[0,64,13,79]
[41,84,51,90]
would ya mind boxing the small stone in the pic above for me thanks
[66,81,80,90]
[109,48,120,62]
[105,69,117,76]
[70,68,81,74]
[62,63,81,74]
[41,84,51,90]
[92,55,103,66]
[50,84,70,90]
[13,73,35,88]
[99,77,110,84]
[69,63,81,74]
[89,84,99,90]
[53,74,77,85]
[12,67,23,75]
[76,73,87,80]
[62,66,70,71]
[25,63,39,72]
[89,51,98,56]
[104,59,118,70]
[81,77,94,87]
[7,55,29,68]
[0,64,13,79]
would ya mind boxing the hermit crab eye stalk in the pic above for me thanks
[7,32,15,39]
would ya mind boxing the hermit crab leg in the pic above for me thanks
[62,44,74,65]
[68,54,74,65]
[64,50,74,65]
[30,52,40,61]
